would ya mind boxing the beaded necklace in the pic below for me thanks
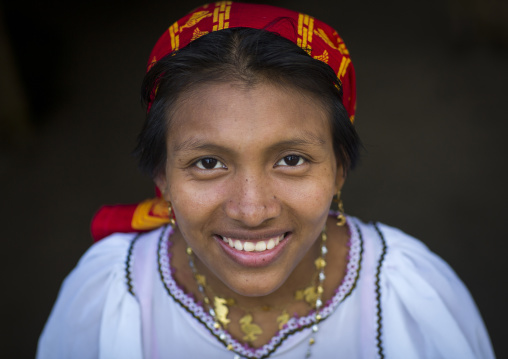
[186,228,328,359]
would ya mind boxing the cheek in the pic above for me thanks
[169,179,227,228]
[278,167,336,208]
[287,182,334,218]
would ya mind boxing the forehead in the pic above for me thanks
[167,82,332,152]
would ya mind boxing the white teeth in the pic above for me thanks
[255,241,266,251]
[222,234,286,252]
[243,242,255,252]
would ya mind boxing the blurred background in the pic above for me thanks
[1,0,506,357]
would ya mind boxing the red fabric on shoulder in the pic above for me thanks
[91,204,139,242]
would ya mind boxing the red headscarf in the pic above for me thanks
[91,1,356,241]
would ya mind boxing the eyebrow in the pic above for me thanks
[173,133,326,154]
[267,135,326,152]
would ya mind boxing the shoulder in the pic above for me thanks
[37,229,164,359]
[352,218,469,287]
[351,218,494,359]
[77,232,138,272]
[368,221,474,305]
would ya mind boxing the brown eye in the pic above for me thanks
[196,158,225,170]
[276,155,305,166]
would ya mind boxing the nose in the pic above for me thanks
[224,172,281,227]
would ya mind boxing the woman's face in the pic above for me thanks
[156,81,344,297]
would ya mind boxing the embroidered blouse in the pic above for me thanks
[37,217,494,358]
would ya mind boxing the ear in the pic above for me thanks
[335,163,347,194]
[154,172,170,201]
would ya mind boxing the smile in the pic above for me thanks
[220,234,285,252]
[215,232,291,267]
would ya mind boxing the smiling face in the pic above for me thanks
[156,81,345,297]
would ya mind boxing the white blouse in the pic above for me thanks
[37,217,495,358]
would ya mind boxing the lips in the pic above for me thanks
[215,232,290,267]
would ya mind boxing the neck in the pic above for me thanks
[169,216,350,346]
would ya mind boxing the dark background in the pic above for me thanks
[1,0,507,357]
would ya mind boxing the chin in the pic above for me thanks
[230,281,284,298]
[220,266,292,298]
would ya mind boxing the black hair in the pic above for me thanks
[135,27,361,178]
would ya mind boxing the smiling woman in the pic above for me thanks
[37,2,494,359]
[158,82,339,299]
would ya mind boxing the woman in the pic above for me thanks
[37,2,494,358]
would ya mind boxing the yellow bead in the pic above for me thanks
[227,344,233,351]
[309,338,315,345]
[314,257,326,270]
[214,322,220,329]
[316,314,322,321]
[186,247,193,255]
[317,285,323,294]
[195,274,207,286]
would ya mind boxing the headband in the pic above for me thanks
[91,1,356,241]
[147,1,355,120]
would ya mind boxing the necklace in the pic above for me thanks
[195,278,296,335]
[186,227,328,358]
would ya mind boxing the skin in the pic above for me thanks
[156,81,350,345]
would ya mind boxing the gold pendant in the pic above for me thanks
[195,274,206,286]
[214,297,230,328]
[239,313,263,342]
[276,310,290,330]
[295,285,319,307]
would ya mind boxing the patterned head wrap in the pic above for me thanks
[91,1,356,241]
